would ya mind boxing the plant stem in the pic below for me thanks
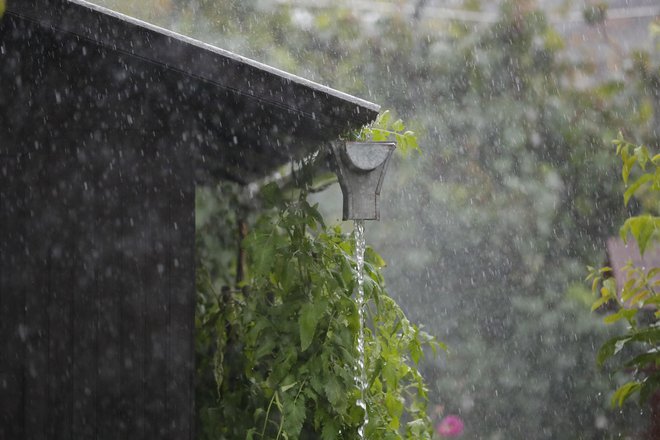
[261,392,277,438]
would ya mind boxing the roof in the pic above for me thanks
[1,0,380,183]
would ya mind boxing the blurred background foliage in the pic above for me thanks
[93,0,659,438]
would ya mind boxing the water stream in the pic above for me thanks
[354,219,368,438]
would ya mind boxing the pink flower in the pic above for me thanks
[436,415,464,437]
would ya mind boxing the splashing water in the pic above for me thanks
[354,219,368,438]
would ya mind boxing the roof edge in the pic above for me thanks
[7,0,381,116]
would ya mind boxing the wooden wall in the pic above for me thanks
[0,14,197,438]
[0,132,196,439]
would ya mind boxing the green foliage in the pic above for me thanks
[587,135,660,408]
[356,110,420,156]
[0,0,5,17]
[196,171,442,439]
[96,0,655,436]
[196,182,246,288]
[377,6,642,438]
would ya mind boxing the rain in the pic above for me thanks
[1,0,659,439]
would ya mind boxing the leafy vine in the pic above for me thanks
[196,123,442,439]
[355,110,420,156]
[587,133,660,407]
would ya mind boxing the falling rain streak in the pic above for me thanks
[2,0,659,438]
[354,219,369,438]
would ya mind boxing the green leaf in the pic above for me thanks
[260,182,283,207]
[597,326,660,367]
[646,267,660,279]
[433,339,449,353]
[371,128,388,142]
[635,145,650,170]
[622,156,637,184]
[385,392,404,420]
[282,394,307,437]
[603,308,637,325]
[254,337,277,361]
[623,173,652,206]
[365,247,386,268]
[591,296,609,311]
[597,335,631,367]
[620,215,659,254]
[321,420,340,440]
[402,131,419,155]
[303,201,325,228]
[377,110,391,129]
[601,278,617,299]
[611,381,641,407]
[406,419,428,437]
[409,336,423,365]
[643,295,660,307]
[245,227,283,278]
[281,382,298,393]
[630,326,660,344]
[395,133,405,149]
[323,375,343,406]
[624,352,660,370]
[392,119,405,132]
[382,357,398,390]
[637,218,656,255]
[299,300,327,351]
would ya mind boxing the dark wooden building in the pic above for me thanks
[0,0,379,438]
